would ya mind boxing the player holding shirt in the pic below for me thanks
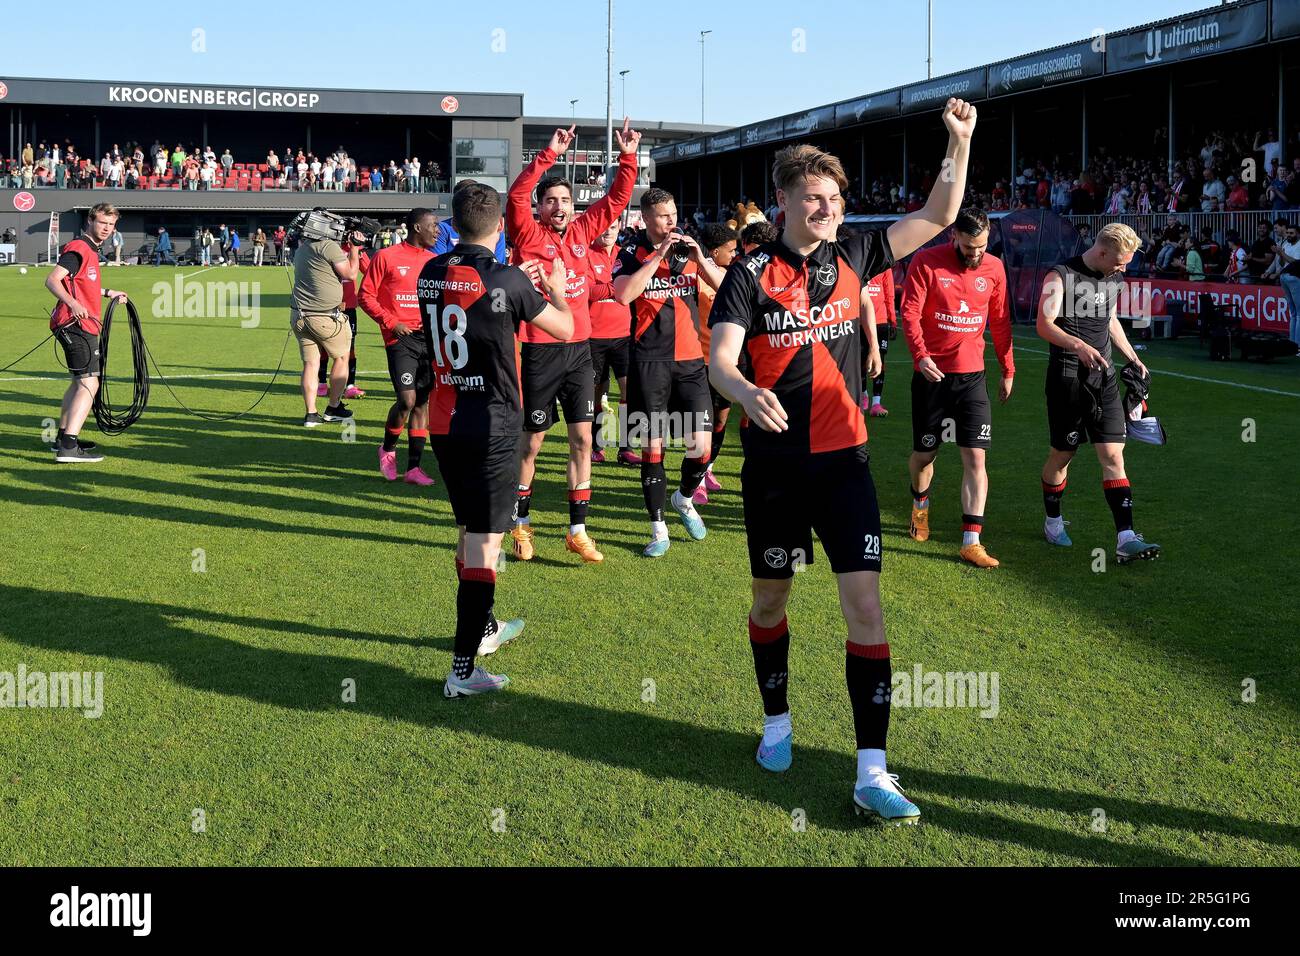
[420,183,575,697]
[861,267,896,416]
[709,98,977,824]
[45,202,128,463]
[506,118,641,566]
[692,223,741,504]
[357,207,438,484]
[587,220,641,465]
[900,208,1013,568]
[613,189,727,556]
[1037,222,1161,564]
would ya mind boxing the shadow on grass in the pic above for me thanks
[4,582,1294,863]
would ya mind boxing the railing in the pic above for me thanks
[1063,210,1287,241]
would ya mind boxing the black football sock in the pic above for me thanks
[382,423,403,452]
[679,455,708,497]
[1103,478,1134,533]
[911,485,930,510]
[872,368,885,398]
[568,486,591,529]
[407,428,427,470]
[749,616,791,716]
[515,485,532,524]
[1042,478,1067,518]
[846,641,892,751]
[453,568,496,678]
[708,421,727,466]
[961,514,984,541]
[641,451,666,522]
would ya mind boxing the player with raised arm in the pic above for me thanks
[708,99,977,824]
[1037,222,1161,564]
[900,207,1014,568]
[505,118,641,565]
[613,189,727,555]
[420,183,575,697]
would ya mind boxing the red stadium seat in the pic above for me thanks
[258,164,268,173]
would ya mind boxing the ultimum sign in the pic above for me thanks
[1124,279,1291,334]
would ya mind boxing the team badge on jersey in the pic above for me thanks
[975,276,987,292]
[448,256,462,265]
[397,266,410,277]
[571,243,586,258]
[815,263,837,286]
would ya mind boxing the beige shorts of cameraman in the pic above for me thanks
[291,307,353,363]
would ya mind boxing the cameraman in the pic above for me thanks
[290,212,366,426]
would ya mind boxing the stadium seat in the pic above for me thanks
[258,164,268,174]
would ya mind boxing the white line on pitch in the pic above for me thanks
[1009,341,1300,398]
[0,370,390,384]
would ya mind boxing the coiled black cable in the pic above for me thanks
[93,296,149,434]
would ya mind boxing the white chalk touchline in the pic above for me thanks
[1009,340,1300,398]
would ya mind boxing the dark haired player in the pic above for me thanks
[357,207,437,484]
[708,99,977,823]
[900,207,1013,568]
[44,202,128,463]
[587,220,641,465]
[1037,222,1161,564]
[421,183,575,697]
[505,118,641,565]
[741,220,778,254]
[693,222,741,503]
[613,188,727,556]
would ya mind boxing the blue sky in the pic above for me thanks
[3,0,1207,128]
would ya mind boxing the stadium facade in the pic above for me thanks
[650,0,1298,214]
[0,76,715,263]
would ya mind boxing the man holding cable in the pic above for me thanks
[45,202,128,463]
[291,214,366,427]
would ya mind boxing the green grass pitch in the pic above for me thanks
[0,263,1296,865]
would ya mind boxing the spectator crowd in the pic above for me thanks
[0,139,444,193]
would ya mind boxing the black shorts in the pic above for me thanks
[911,370,992,452]
[521,342,595,432]
[590,336,630,393]
[385,334,432,399]
[431,433,521,534]
[627,358,713,439]
[707,374,730,415]
[742,444,882,579]
[1046,369,1126,449]
[54,323,101,378]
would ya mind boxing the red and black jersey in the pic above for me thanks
[587,240,631,340]
[49,237,104,334]
[418,244,548,437]
[507,146,637,345]
[899,244,1013,375]
[357,242,430,346]
[709,230,893,455]
[341,247,371,312]
[616,234,704,362]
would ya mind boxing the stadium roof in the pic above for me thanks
[0,76,522,118]
[653,0,1297,164]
